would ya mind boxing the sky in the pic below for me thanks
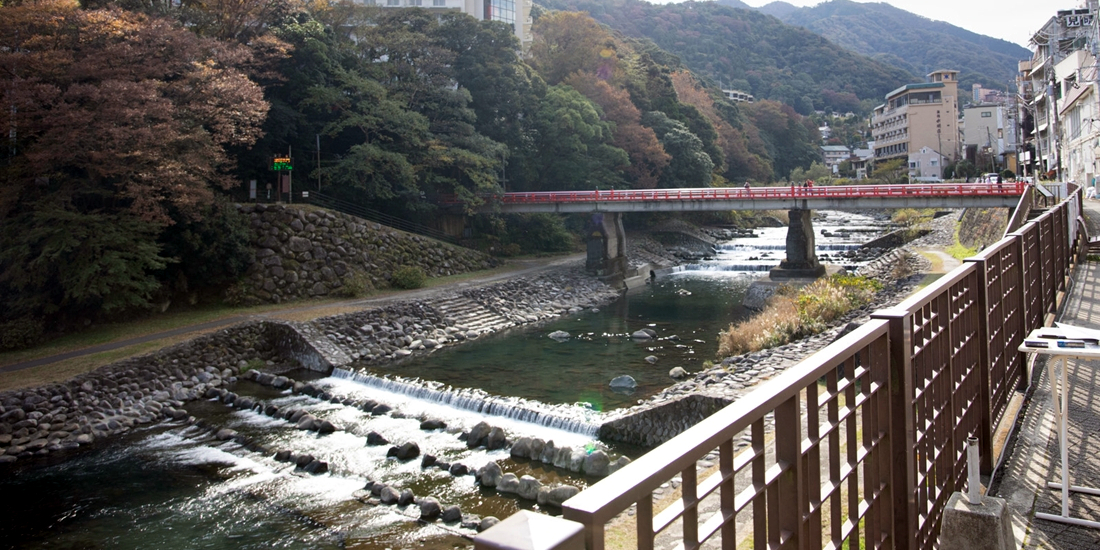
[718,0,1088,48]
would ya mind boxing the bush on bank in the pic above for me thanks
[717,274,883,356]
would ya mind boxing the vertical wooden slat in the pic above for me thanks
[719,440,735,550]
[805,380,822,550]
[683,463,698,549]
[637,493,654,550]
[775,395,802,548]
[753,419,766,550]
[872,309,915,550]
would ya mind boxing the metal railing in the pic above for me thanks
[442,183,1028,207]
[478,188,1082,550]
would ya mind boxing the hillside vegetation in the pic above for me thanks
[754,0,1030,91]
[539,0,913,114]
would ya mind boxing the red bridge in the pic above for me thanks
[449,182,1027,213]
[444,182,1034,282]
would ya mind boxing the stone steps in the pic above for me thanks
[428,295,514,335]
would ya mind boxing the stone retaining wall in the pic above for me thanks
[233,203,497,305]
[599,394,732,447]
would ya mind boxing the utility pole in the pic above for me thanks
[316,134,321,191]
[288,145,293,204]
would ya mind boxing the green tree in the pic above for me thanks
[641,111,714,187]
[530,85,629,190]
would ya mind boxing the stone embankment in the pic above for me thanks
[233,203,498,305]
[0,265,618,465]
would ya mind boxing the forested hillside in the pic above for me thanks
[753,0,1030,91]
[538,0,913,114]
[0,0,823,346]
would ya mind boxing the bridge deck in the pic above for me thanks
[449,182,1027,213]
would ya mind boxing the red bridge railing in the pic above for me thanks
[442,182,1027,206]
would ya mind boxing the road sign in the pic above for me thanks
[272,156,293,171]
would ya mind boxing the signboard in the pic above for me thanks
[272,156,293,171]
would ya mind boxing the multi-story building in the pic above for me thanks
[820,145,850,171]
[1018,4,1098,180]
[871,70,961,177]
[363,0,533,46]
[963,102,1018,172]
[722,89,754,103]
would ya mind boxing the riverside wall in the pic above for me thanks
[232,203,498,305]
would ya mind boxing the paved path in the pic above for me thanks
[0,253,585,374]
[991,198,1100,549]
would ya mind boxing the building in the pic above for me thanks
[963,102,1018,172]
[362,0,533,46]
[908,146,944,181]
[722,89,754,103]
[820,145,850,170]
[1018,4,1099,180]
[871,70,961,168]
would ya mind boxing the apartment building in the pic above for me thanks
[362,0,533,46]
[870,70,961,177]
[1018,4,1099,182]
[963,102,1018,171]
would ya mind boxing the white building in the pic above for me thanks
[363,0,533,46]
[963,103,1018,166]
[908,146,945,181]
[1057,51,1100,185]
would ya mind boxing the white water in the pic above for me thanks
[674,210,892,276]
[325,369,601,444]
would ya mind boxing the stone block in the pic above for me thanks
[938,492,1015,550]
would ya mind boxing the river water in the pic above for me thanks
[0,211,891,549]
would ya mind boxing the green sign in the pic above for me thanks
[272,156,293,171]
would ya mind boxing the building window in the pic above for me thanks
[433,0,445,5]
[408,0,421,5]
[981,111,992,118]
[387,0,399,5]
[485,0,515,24]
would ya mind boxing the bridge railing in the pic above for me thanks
[442,182,1027,206]
[477,187,1080,550]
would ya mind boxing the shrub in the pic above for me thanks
[0,317,45,350]
[336,271,374,298]
[391,265,426,289]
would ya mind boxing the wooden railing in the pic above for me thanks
[476,188,1082,550]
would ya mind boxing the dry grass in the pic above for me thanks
[718,275,882,357]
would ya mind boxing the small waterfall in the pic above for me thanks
[718,243,786,251]
[331,369,602,437]
[678,263,773,272]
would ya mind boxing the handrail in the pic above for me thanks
[477,187,1083,550]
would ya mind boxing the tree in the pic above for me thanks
[871,158,907,184]
[530,85,629,190]
[0,1,268,331]
[564,72,669,188]
[527,11,623,86]
[641,111,714,187]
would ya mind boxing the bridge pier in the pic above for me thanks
[770,209,826,280]
[586,212,627,280]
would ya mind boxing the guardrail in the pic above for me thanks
[442,182,1027,206]
[476,188,1081,550]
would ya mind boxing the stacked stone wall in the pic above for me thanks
[234,203,497,305]
[598,394,732,447]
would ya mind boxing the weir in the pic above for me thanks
[331,368,602,437]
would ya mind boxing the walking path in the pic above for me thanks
[991,199,1100,549]
[0,253,585,374]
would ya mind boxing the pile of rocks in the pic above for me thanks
[305,268,619,364]
[475,460,581,507]
[233,204,498,305]
[0,322,279,464]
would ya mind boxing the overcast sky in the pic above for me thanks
[711,0,1088,48]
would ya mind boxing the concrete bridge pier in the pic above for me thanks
[586,212,627,280]
[770,208,826,280]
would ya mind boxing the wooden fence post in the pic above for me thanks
[871,309,915,550]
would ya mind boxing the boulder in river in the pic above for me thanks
[631,328,657,340]
[548,330,570,341]
[609,375,637,389]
